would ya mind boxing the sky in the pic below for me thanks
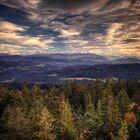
[0,0,140,57]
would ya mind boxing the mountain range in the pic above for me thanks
[0,53,140,84]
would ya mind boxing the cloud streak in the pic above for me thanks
[0,20,54,54]
[0,0,140,57]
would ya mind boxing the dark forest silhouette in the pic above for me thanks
[0,80,140,140]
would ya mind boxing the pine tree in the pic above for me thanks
[116,88,130,115]
[28,95,45,139]
[118,121,129,140]
[132,91,140,105]
[2,105,30,140]
[83,94,96,140]
[101,85,122,138]
[84,93,95,116]
[94,100,104,139]
[55,98,76,140]
[21,85,31,109]
[38,107,56,140]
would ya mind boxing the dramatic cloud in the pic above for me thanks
[0,20,28,32]
[0,0,140,57]
[0,20,54,54]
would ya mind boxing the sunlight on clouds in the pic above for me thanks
[0,0,140,57]
[27,0,40,6]
[0,44,21,54]
[106,23,123,45]
[109,43,140,57]
[60,29,81,38]
[0,21,28,32]
[64,39,88,47]
[0,0,41,10]
[0,32,53,48]
[0,20,54,54]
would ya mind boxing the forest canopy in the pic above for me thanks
[0,80,140,140]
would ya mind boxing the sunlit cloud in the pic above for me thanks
[106,23,123,45]
[0,20,54,54]
[0,20,28,32]
[59,29,81,38]
[0,44,21,54]
[0,0,140,57]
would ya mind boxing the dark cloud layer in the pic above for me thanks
[47,0,139,10]
[0,0,140,57]
[43,0,95,10]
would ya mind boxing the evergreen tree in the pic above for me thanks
[132,91,140,105]
[28,96,45,139]
[94,80,104,107]
[101,85,122,138]
[94,100,104,139]
[116,88,130,115]
[2,105,30,140]
[38,107,56,140]
[55,98,76,140]
[83,93,96,140]
[118,121,129,140]
[84,93,95,115]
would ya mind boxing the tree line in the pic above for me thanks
[0,79,140,140]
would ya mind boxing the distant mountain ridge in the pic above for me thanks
[0,53,139,64]
[0,53,140,84]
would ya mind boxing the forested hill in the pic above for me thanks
[0,80,140,140]
[0,54,140,84]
